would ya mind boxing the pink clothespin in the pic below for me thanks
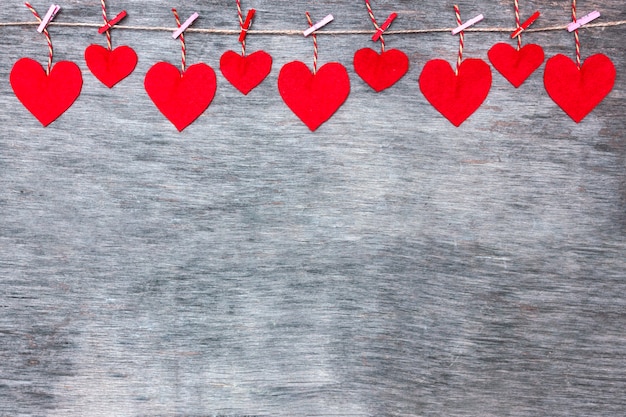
[511,11,540,38]
[37,4,60,33]
[172,12,199,39]
[238,9,256,42]
[303,14,334,37]
[567,10,600,32]
[372,12,397,41]
[98,10,127,34]
[451,13,483,35]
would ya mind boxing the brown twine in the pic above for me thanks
[1,20,625,34]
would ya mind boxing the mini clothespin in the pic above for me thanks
[372,12,397,41]
[511,11,540,38]
[37,4,60,33]
[172,12,199,39]
[567,10,600,32]
[238,9,255,42]
[98,10,127,34]
[303,14,333,37]
[451,13,483,35]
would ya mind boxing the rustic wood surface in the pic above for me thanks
[1,0,625,416]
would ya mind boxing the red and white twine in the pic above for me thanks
[364,0,386,52]
[572,0,581,68]
[454,5,464,75]
[513,0,522,50]
[305,12,318,74]
[101,0,112,50]
[236,0,246,56]
[24,3,53,75]
[172,8,187,72]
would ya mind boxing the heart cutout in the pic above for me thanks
[220,50,272,95]
[488,42,544,88]
[10,58,82,127]
[278,61,350,131]
[85,44,138,88]
[144,62,217,132]
[353,48,409,92]
[543,53,615,123]
[419,58,492,127]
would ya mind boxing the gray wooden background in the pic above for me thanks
[1,0,625,416]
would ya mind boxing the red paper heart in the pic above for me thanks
[220,50,272,95]
[419,58,492,127]
[543,53,615,123]
[85,44,138,88]
[144,62,217,132]
[353,48,409,92]
[488,42,544,88]
[10,58,82,127]
[278,61,350,131]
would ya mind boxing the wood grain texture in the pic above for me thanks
[1,1,625,416]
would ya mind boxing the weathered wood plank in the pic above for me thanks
[1,1,625,416]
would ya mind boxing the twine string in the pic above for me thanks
[2,20,625,34]
[236,0,246,56]
[572,0,581,68]
[24,2,53,75]
[101,0,112,50]
[514,0,522,50]
[305,12,318,74]
[172,9,186,72]
[454,5,463,75]
[364,0,385,52]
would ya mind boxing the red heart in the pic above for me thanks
[10,58,82,127]
[488,43,544,88]
[144,62,217,132]
[220,50,272,95]
[353,48,409,92]
[278,61,350,131]
[419,59,492,127]
[544,53,615,123]
[85,44,138,88]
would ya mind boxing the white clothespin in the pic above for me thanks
[567,11,600,32]
[172,12,199,39]
[451,14,483,35]
[303,14,334,37]
[37,4,60,33]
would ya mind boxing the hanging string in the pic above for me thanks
[101,0,112,50]
[364,0,385,52]
[305,12,318,74]
[454,5,463,75]
[24,3,53,75]
[572,0,581,68]
[513,0,522,50]
[172,8,186,72]
[2,20,625,34]
[236,0,246,56]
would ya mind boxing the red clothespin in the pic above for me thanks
[238,9,256,42]
[372,12,397,41]
[98,10,127,34]
[511,11,540,38]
